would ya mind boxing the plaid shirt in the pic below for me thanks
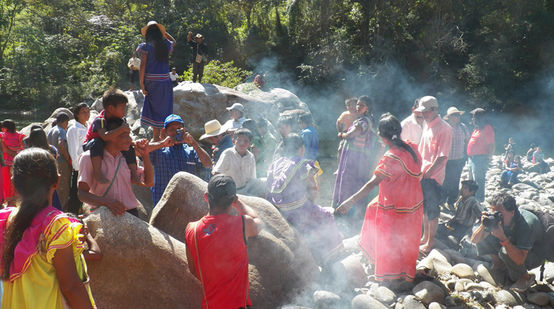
[449,123,468,160]
[150,144,202,205]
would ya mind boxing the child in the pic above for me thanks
[299,112,319,162]
[500,153,521,188]
[437,180,482,243]
[83,88,138,183]
[212,129,264,196]
[0,148,95,307]
[1,119,25,206]
[336,97,357,134]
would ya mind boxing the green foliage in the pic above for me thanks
[180,60,252,88]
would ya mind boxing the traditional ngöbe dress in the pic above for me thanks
[267,156,343,263]
[359,141,423,281]
[0,206,95,308]
[136,39,174,128]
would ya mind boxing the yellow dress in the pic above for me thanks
[1,212,96,309]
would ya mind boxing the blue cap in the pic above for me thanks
[164,114,184,128]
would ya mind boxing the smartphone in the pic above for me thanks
[175,129,184,142]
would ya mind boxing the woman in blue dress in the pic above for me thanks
[137,21,176,141]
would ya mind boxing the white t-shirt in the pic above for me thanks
[401,114,423,145]
[66,121,88,170]
[212,147,256,188]
[170,72,179,82]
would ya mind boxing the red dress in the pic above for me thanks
[1,132,24,201]
[359,142,423,281]
[185,213,252,309]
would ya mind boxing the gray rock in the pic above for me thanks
[369,285,396,304]
[526,292,550,306]
[493,290,522,306]
[451,263,475,279]
[412,281,445,305]
[398,295,426,309]
[332,254,367,290]
[313,290,341,308]
[351,294,388,309]
[428,302,446,309]
[477,264,499,286]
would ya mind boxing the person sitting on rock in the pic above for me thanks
[437,180,482,245]
[199,119,233,165]
[470,193,544,292]
[221,103,246,133]
[531,146,549,174]
[78,117,154,217]
[185,174,262,309]
[212,129,265,197]
[147,114,212,206]
[83,88,139,184]
[525,143,536,163]
[499,153,521,188]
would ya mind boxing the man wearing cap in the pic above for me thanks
[401,99,425,145]
[187,31,208,83]
[222,103,247,133]
[417,96,453,254]
[147,114,212,206]
[200,119,233,164]
[443,106,469,208]
[185,175,262,309]
[467,108,495,201]
[169,67,179,87]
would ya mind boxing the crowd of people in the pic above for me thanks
[0,21,551,309]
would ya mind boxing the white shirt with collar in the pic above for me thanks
[212,147,256,188]
[66,121,88,170]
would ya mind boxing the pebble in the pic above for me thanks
[477,264,498,286]
[493,290,522,306]
[351,294,388,309]
[396,295,426,309]
[369,285,396,304]
[451,263,474,279]
[312,290,341,308]
[412,281,445,305]
[427,302,446,309]
[454,279,473,292]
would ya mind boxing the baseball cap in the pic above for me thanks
[414,96,439,112]
[226,103,244,113]
[207,174,237,201]
[164,114,184,128]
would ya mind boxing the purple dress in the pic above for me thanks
[332,116,376,208]
[267,156,343,263]
[136,39,174,128]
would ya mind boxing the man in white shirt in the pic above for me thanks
[212,128,264,196]
[401,98,425,145]
[221,103,246,133]
[127,54,141,88]
[66,103,90,213]
[169,67,179,87]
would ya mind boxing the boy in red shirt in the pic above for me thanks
[185,175,262,309]
[83,88,138,183]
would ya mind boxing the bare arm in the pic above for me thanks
[96,124,130,142]
[135,139,154,188]
[338,125,362,140]
[336,173,385,215]
[140,52,147,95]
[58,139,71,163]
[53,247,93,309]
[233,199,263,237]
[83,233,102,261]
[187,31,192,42]
[489,222,529,266]
[185,243,198,279]
[188,135,212,168]
[423,156,448,178]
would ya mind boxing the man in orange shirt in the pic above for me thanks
[416,96,453,254]
[185,175,263,309]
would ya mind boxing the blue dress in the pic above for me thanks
[136,39,174,128]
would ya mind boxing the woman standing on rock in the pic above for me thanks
[137,21,176,141]
[332,96,379,235]
[0,148,95,308]
[337,113,423,287]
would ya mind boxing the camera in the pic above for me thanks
[482,211,503,232]
[175,129,184,142]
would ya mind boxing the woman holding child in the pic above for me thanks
[337,113,423,287]
[137,21,176,141]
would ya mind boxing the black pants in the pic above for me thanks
[66,171,83,214]
[193,62,204,83]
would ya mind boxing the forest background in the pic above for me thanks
[0,0,553,150]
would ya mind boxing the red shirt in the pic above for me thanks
[467,125,495,156]
[84,110,106,142]
[185,213,252,309]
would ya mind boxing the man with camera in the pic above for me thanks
[471,193,544,291]
[148,114,213,206]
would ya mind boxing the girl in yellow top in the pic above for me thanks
[0,148,95,309]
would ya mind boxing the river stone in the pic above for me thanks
[477,264,499,286]
[412,281,445,305]
[368,285,396,304]
[451,263,475,279]
[351,294,388,309]
[454,279,473,292]
[149,172,318,308]
[428,302,446,309]
[332,254,367,290]
[493,290,522,306]
[527,292,550,306]
[84,208,202,308]
[397,295,426,309]
[313,290,341,308]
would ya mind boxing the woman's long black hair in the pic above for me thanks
[2,148,58,279]
[378,113,419,164]
[145,25,168,63]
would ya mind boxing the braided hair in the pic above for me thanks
[378,113,418,164]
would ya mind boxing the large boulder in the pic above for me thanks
[84,207,202,308]
[90,82,309,138]
[149,172,319,308]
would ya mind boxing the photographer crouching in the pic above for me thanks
[470,193,544,292]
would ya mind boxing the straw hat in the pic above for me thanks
[141,21,166,37]
[195,33,203,39]
[200,120,226,140]
[444,106,465,119]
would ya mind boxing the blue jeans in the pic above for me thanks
[468,155,489,202]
